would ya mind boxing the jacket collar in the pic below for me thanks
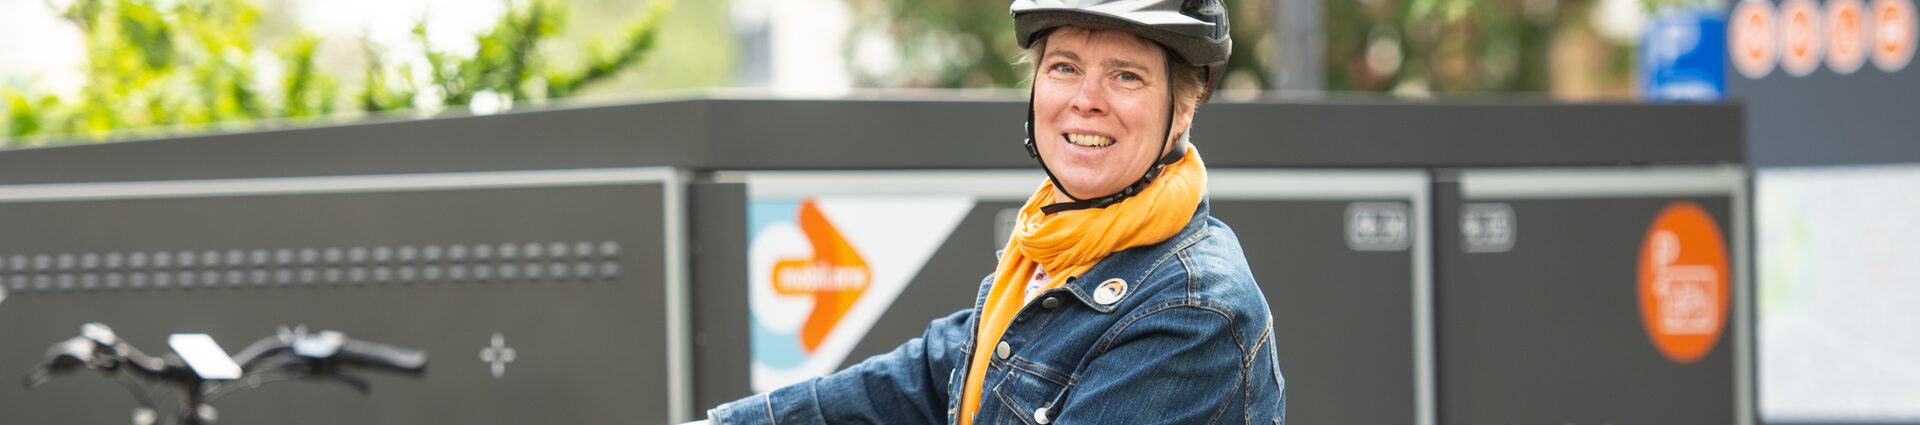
[1057,197,1212,313]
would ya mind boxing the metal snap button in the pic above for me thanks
[1041,296,1062,309]
[996,341,1011,359]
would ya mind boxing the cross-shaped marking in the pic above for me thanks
[479,332,516,378]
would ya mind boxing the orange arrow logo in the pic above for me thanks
[771,199,872,352]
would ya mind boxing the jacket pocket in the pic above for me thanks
[991,364,1069,425]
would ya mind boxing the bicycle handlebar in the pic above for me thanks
[22,321,430,425]
[22,322,430,424]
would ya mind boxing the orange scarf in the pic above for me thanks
[956,146,1206,425]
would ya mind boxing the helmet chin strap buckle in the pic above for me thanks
[1024,121,1041,159]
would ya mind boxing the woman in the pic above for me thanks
[702,1,1283,424]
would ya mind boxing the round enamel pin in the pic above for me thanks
[1093,278,1128,305]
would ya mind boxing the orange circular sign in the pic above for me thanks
[1780,0,1826,76]
[1872,0,1918,71]
[1829,0,1872,74]
[1638,201,1729,365]
[1731,0,1781,78]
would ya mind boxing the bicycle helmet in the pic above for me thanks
[1013,0,1232,97]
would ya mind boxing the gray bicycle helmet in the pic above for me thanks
[1011,0,1233,214]
[1011,0,1232,101]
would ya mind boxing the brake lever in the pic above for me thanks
[19,356,87,390]
[22,364,54,390]
[23,336,101,390]
[320,372,372,395]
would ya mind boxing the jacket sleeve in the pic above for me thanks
[1051,304,1263,425]
[707,308,974,425]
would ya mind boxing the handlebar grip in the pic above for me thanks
[337,340,428,377]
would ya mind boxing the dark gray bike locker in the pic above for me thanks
[1433,166,1751,425]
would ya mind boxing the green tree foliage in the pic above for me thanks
[1328,0,1539,93]
[281,34,340,118]
[844,0,1019,88]
[1325,0,1643,96]
[409,0,670,107]
[2,0,671,147]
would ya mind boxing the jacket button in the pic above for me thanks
[1034,406,1052,424]
[1041,296,1061,309]
[996,341,1011,359]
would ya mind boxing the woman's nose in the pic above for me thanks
[1068,79,1106,115]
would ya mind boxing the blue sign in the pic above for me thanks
[1642,7,1729,102]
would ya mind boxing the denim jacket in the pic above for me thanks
[710,199,1285,425]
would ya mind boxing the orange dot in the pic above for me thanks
[1638,201,1730,365]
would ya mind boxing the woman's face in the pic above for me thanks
[1032,26,1192,202]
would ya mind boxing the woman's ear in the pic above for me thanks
[1168,104,1196,150]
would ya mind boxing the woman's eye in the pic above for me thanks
[1051,63,1077,74]
[1118,71,1142,82]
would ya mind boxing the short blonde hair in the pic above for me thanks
[1021,30,1209,117]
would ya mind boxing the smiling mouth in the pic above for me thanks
[1065,133,1115,148]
